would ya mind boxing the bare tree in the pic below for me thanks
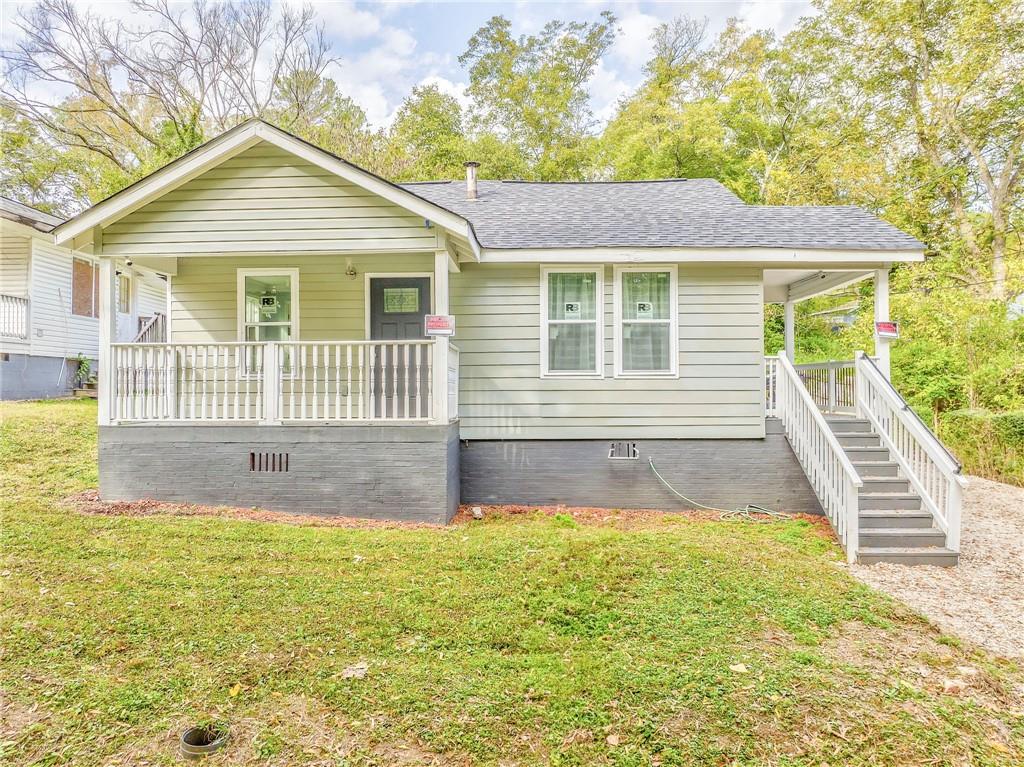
[2,0,335,171]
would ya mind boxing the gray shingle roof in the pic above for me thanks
[401,179,924,251]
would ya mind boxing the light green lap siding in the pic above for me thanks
[169,254,432,343]
[103,143,439,256]
[450,264,765,440]
[168,258,764,439]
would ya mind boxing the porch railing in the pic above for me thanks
[133,312,166,343]
[111,339,447,424]
[794,360,856,413]
[1,294,29,339]
[448,344,460,420]
[855,352,967,551]
[776,353,863,561]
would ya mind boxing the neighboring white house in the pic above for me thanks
[50,120,967,566]
[0,197,169,399]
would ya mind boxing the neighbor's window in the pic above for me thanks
[117,273,131,314]
[616,267,677,376]
[71,258,99,318]
[240,272,296,343]
[542,267,602,376]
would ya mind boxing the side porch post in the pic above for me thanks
[431,248,450,424]
[873,267,891,379]
[96,229,116,425]
[783,300,795,361]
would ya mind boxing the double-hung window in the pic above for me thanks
[237,268,299,373]
[614,266,678,377]
[541,267,602,376]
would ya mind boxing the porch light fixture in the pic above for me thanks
[345,260,357,279]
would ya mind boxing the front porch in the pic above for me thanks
[109,338,460,425]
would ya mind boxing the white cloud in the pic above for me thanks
[588,59,633,127]
[311,0,383,41]
[609,4,661,71]
[416,74,471,113]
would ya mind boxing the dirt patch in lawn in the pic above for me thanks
[849,475,1024,659]
[64,490,831,535]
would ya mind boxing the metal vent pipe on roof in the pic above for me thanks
[464,161,480,200]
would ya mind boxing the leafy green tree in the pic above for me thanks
[459,13,618,180]
[388,85,469,181]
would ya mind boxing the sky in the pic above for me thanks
[0,0,816,128]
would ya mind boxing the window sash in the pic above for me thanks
[614,267,677,377]
[541,267,602,376]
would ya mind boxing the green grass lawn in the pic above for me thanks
[1,399,1022,766]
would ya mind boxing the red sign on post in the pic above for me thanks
[875,321,899,339]
[424,314,456,337]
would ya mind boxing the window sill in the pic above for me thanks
[613,371,679,379]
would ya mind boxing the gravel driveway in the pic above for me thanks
[849,475,1024,659]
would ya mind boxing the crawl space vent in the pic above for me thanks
[250,452,289,472]
[608,442,638,461]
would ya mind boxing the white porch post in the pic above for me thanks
[783,300,796,361]
[431,249,450,424]
[96,235,116,425]
[873,267,891,379]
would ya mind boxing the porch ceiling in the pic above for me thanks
[764,269,873,303]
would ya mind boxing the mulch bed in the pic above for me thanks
[63,489,831,533]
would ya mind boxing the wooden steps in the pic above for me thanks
[826,417,958,567]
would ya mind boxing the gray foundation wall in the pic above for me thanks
[0,353,87,400]
[460,420,823,515]
[99,422,460,524]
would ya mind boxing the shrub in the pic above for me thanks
[939,410,1024,487]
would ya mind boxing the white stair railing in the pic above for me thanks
[855,352,967,551]
[776,353,863,561]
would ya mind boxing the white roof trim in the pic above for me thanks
[53,120,482,256]
[478,246,924,265]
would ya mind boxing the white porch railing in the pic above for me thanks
[276,340,433,422]
[855,352,967,551]
[447,344,460,420]
[794,360,856,413]
[113,343,266,422]
[765,357,779,417]
[776,353,863,561]
[111,339,449,424]
[1,294,28,339]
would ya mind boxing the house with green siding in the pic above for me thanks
[51,119,967,566]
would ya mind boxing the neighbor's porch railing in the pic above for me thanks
[111,339,457,425]
[855,352,967,551]
[1,294,29,339]
[776,353,863,561]
[133,312,166,343]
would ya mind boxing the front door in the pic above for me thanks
[369,277,431,418]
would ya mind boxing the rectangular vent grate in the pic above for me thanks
[608,442,638,461]
[250,452,289,472]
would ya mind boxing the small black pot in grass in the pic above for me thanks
[179,722,229,760]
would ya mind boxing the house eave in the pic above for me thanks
[477,246,925,265]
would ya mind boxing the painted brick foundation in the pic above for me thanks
[460,420,823,515]
[99,423,460,523]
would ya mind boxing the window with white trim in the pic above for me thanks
[541,267,602,376]
[615,266,677,376]
[117,273,132,314]
[239,271,296,343]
